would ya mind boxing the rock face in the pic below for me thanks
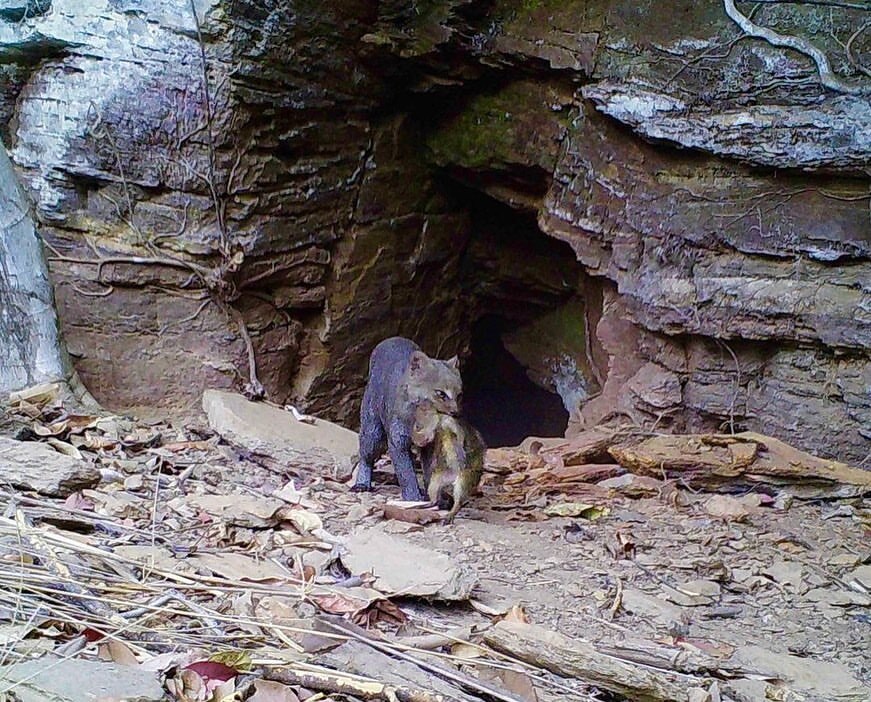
[1,0,868,462]
[0,140,69,393]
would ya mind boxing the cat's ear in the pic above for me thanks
[409,350,428,375]
[445,355,459,370]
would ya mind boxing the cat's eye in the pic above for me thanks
[436,390,448,400]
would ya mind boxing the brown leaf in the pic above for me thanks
[351,598,408,628]
[480,667,539,702]
[450,642,483,659]
[382,504,443,525]
[310,592,369,615]
[64,492,94,512]
[46,437,83,459]
[249,680,301,702]
[97,639,139,666]
[9,382,61,407]
[167,668,208,702]
[497,605,529,624]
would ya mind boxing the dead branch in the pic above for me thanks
[188,0,228,253]
[44,242,213,287]
[609,431,871,498]
[231,308,265,400]
[86,103,141,240]
[316,616,528,702]
[715,339,742,435]
[745,0,870,9]
[726,0,869,93]
[484,620,700,702]
[70,282,114,297]
[663,35,748,86]
[845,22,871,78]
[267,665,446,702]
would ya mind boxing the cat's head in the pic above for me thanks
[408,351,462,416]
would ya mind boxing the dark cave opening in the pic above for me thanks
[445,185,589,448]
[462,314,570,448]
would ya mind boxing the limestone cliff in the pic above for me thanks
[1,0,868,461]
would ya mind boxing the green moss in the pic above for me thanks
[496,0,585,22]
[425,81,570,171]
[426,94,513,169]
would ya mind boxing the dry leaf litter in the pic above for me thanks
[0,384,869,702]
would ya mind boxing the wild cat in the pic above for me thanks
[352,337,462,501]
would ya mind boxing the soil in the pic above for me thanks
[325,471,871,683]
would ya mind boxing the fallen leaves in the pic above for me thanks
[543,502,610,520]
[3,388,870,702]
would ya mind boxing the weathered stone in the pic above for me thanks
[0,656,164,702]
[202,389,358,477]
[0,141,69,394]
[341,527,478,601]
[1,0,868,466]
[584,83,871,172]
[727,645,869,701]
[0,436,100,496]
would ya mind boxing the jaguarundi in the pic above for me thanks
[352,336,462,501]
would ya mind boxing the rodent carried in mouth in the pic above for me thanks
[413,402,485,523]
[352,336,462,502]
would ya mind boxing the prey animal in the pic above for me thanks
[352,337,462,501]
[413,402,485,523]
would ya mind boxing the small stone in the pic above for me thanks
[828,553,862,568]
[763,560,805,593]
[0,437,100,497]
[773,493,793,511]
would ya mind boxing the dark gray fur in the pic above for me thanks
[353,336,462,501]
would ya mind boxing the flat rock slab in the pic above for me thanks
[0,436,100,496]
[621,588,689,629]
[202,390,358,478]
[728,645,870,701]
[318,640,479,701]
[0,656,164,702]
[341,527,477,601]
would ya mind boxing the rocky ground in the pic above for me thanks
[0,386,869,702]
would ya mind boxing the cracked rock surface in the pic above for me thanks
[1,0,868,462]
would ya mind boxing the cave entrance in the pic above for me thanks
[451,187,600,448]
[462,315,569,448]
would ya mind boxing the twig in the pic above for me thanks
[716,340,742,435]
[725,0,869,93]
[664,35,747,86]
[316,616,528,702]
[188,0,228,253]
[86,103,141,241]
[739,0,871,9]
[267,664,443,702]
[70,282,115,298]
[845,22,871,78]
[608,576,624,620]
[232,308,265,399]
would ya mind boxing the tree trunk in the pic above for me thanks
[0,139,71,395]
